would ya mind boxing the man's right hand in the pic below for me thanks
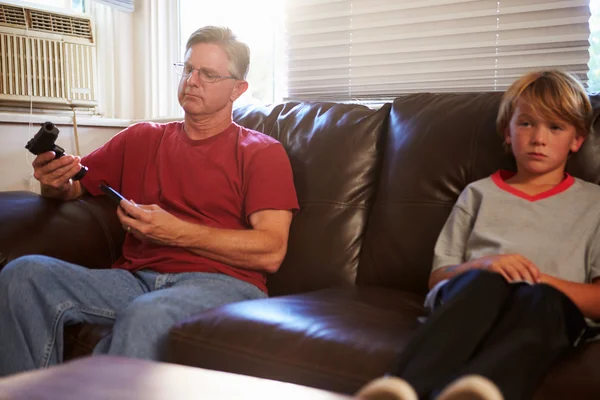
[32,151,83,198]
[478,253,541,284]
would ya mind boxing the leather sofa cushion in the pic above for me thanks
[167,287,426,394]
[534,341,600,400]
[358,93,600,296]
[64,324,112,361]
[233,102,391,296]
[0,191,124,271]
[168,287,600,399]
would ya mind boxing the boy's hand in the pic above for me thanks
[478,254,541,283]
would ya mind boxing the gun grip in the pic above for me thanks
[72,165,88,181]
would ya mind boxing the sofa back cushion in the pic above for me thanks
[357,93,600,295]
[234,102,390,296]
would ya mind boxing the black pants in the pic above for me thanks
[390,270,588,400]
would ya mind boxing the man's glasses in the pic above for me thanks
[174,62,238,83]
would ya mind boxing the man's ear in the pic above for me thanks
[570,134,586,153]
[230,80,249,102]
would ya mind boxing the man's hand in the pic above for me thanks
[478,253,541,283]
[32,152,84,199]
[117,200,184,246]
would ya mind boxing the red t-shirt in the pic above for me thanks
[80,121,299,293]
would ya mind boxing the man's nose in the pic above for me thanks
[186,69,201,86]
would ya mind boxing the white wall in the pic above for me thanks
[0,122,122,192]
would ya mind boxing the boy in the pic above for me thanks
[356,70,600,400]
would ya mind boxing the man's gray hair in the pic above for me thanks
[185,26,250,80]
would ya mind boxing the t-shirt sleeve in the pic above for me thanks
[431,191,475,273]
[589,223,600,282]
[79,125,131,196]
[243,143,299,223]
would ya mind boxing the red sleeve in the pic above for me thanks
[243,143,299,222]
[79,125,130,196]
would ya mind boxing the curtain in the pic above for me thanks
[89,1,135,118]
[132,0,181,119]
[90,0,180,119]
[284,0,591,102]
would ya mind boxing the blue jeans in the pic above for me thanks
[0,255,267,376]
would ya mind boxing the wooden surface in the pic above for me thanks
[0,356,353,400]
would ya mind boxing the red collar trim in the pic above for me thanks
[491,170,574,202]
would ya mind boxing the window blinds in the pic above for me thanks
[89,0,134,12]
[284,0,591,101]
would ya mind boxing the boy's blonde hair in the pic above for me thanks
[497,70,593,144]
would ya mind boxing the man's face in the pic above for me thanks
[177,42,246,117]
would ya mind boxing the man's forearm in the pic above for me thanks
[540,274,600,320]
[172,221,286,273]
[40,181,86,201]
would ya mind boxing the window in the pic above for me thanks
[20,0,84,13]
[588,0,600,92]
[284,0,593,102]
[179,0,285,106]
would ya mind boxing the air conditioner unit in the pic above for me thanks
[0,2,97,109]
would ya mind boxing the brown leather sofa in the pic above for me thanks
[1,93,599,399]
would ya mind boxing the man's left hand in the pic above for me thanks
[117,200,184,246]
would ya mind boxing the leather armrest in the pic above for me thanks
[0,191,125,270]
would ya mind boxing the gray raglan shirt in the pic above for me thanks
[431,170,600,289]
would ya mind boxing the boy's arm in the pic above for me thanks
[429,260,480,289]
[429,185,540,290]
[540,274,600,320]
[429,197,475,289]
[429,253,541,289]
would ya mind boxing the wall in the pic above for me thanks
[0,122,123,192]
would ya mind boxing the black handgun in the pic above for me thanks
[25,121,88,181]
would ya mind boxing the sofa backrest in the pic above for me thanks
[358,92,600,296]
[233,102,390,296]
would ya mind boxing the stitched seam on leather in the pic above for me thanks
[72,199,117,263]
[299,200,368,208]
[372,200,454,206]
[170,331,369,384]
[268,103,289,146]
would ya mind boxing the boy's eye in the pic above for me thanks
[519,121,531,127]
[550,125,563,131]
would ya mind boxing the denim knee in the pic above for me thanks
[115,298,176,334]
[0,255,52,292]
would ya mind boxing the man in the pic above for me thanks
[0,26,298,376]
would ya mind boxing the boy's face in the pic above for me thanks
[504,100,585,178]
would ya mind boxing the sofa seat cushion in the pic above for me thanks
[167,287,426,394]
[64,323,112,361]
[534,340,600,400]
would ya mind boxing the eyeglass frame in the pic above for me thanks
[173,62,239,83]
